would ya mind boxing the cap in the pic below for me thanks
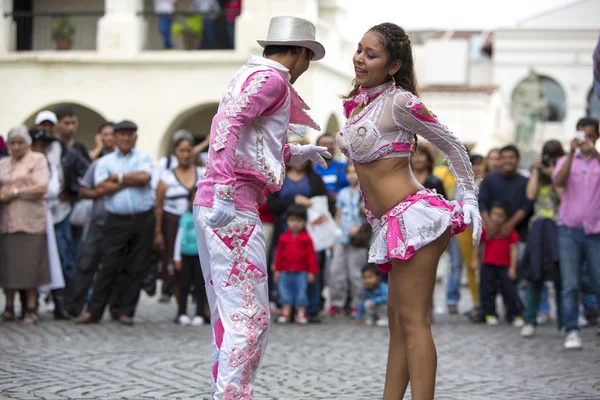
[113,120,138,133]
[34,110,58,126]
[29,129,56,142]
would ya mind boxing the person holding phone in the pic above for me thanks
[553,117,600,349]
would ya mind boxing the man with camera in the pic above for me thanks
[553,117,600,349]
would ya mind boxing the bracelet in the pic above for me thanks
[117,173,123,185]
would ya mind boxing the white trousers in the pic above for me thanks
[194,206,270,400]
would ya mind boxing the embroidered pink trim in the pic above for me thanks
[212,221,269,400]
[213,71,271,152]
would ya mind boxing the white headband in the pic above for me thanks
[7,125,31,145]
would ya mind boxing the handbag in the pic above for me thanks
[350,222,372,248]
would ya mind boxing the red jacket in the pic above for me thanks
[274,230,319,274]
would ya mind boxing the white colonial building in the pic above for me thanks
[0,0,598,160]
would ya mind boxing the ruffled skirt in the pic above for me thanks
[366,189,467,272]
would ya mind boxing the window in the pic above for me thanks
[587,88,600,120]
[512,74,566,123]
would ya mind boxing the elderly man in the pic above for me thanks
[74,120,155,325]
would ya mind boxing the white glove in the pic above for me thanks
[205,198,236,228]
[462,192,482,246]
[289,144,332,169]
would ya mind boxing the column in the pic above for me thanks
[0,0,14,54]
[97,0,145,54]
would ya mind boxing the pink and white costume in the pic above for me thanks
[193,55,320,399]
[337,81,481,272]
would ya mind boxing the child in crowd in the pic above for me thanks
[173,189,208,326]
[273,204,319,325]
[328,163,369,316]
[471,201,524,327]
[354,264,388,326]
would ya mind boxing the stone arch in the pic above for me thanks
[587,86,600,120]
[325,113,340,133]
[160,102,220,157]
[23,102,107,149]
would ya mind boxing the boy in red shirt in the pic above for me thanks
[274,204,319,324]
[472,201,524,326]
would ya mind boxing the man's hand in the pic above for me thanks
[289,144,332,168]
[348,225,361,236]
[508,267,517,281]
[365,299,375,310]
[174,261,182,272]
[308,273,315,283]
[471,259,481,270]
[273,271,280,284]
[154,232,165,250]
[98,181,123,196]
[205,198,236,228]
[570,138,581,154]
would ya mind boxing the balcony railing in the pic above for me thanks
[5,11,104,51]
[4,10,237,52]
[138,11,234,51]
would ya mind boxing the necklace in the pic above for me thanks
[353,81,396,106]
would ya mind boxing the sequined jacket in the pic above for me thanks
[195,56,320,211]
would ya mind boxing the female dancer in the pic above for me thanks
[337,23,482,399]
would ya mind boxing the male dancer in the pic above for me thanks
[193,16,330,399]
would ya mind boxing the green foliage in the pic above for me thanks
[51,17,75,41]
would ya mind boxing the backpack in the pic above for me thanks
[179,213,198,256]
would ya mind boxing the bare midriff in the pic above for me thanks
[356,157,424,220]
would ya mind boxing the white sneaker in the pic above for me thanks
[520,324,535,338]
[178,315,191,326]
[564,331,583,350]
[485,315,499,326]
[191,316,204,326]
[578,314,589,328]
[375,318,389,327]
[512,317,525,328]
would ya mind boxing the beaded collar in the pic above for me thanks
[353,81,396,106]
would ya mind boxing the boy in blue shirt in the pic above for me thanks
[354,264,388,326]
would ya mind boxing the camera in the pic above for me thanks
[541,154,553,167]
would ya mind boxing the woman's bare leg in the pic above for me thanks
[382,271,410,399]
[383,230,450,400]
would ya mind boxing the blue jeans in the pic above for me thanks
[226,21,235,49]
[203,18,217,49]
[278,272,308,308]
[445,237,463,307]
[558,226,600,332]
[54,217,76,286]
[158,14,174,49]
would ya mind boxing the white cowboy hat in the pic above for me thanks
[257,16,326,61]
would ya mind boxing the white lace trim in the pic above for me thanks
[215,184,235,201]
[212,71,271,152]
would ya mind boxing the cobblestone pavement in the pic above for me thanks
[0,285,599,400]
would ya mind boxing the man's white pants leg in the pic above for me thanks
[194,206,270,400]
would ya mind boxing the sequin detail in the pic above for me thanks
[215,184,235,201]
[366,189,467,271]
[212,71,271,152]
[212,221,269,400]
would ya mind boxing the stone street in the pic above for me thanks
[0,286,599,400]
